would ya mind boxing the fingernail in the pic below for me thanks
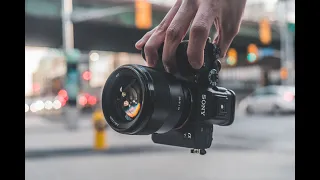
[190,61,202,69]
[164,65,177,74]
[148,60,155,67]
[164,66,172,73]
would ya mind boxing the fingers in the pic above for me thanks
[162,0,198,72]
[215,15,242,58]
[216,33,237,59]
[187,1,216,69]
[212,17,221,44]
[213,17,233,58]
[213,0,246,58]
[135,28,156,50]
[137,0,182,67]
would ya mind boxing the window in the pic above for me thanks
[264,87,279,95]
[251,88,266,97]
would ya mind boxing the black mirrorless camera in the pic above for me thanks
[101,38,236,155]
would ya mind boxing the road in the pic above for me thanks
[25,113,295,180]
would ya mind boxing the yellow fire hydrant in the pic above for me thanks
[92,109,107,150]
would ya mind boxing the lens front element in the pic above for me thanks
[116,79,142,121]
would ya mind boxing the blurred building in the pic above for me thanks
[32,52,66,96]
[86,51,146,99]
[25,0,295,101]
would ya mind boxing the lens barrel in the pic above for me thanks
[102,65,192,135]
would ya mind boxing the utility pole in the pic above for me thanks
[62,0,80,130]
[62,0,80,104]
[62,0,74,52]
[277,0,295,85]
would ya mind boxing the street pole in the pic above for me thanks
[285,0,295,85]
[62,0,79,130]
[277,0,295,85]
[62,0,74,52]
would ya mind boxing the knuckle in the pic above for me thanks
[223,22,241,36]
[190,23,209,35]
[144,43,154,55]
[145,27,156,36]
[156,23,166,34]
[145,31,152,36]
[156,23,165,33]
[166,26,181,42]
[184,0,198,9]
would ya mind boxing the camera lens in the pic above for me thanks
[102,65,192,135]
[115,78,142,122]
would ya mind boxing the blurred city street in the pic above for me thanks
[25,0,295,179]
[26,113,295,180]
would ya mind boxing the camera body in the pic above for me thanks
[101,38,236,155]
[142,39,236,152]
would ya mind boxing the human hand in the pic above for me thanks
[135,0,247,73]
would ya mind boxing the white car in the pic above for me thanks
[239,85,295,115]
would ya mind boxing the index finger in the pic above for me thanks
[162,0,197,73]
[142,0,183,67]
[187,2,216,69]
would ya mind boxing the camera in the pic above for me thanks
[101,38,236,155]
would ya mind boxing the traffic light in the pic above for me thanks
[135,0,152,29]
[247,44,259,63]
[259,18,272,45]
[226,48,237,66]
[65,63,80,105]
[280,67,288,80]
[64,49,81,106]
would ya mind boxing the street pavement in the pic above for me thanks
[25,113,295,180]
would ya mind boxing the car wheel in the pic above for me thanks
[271,105,281,115]
[246,105,254,115]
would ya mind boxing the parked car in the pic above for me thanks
[238,85,295,115]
